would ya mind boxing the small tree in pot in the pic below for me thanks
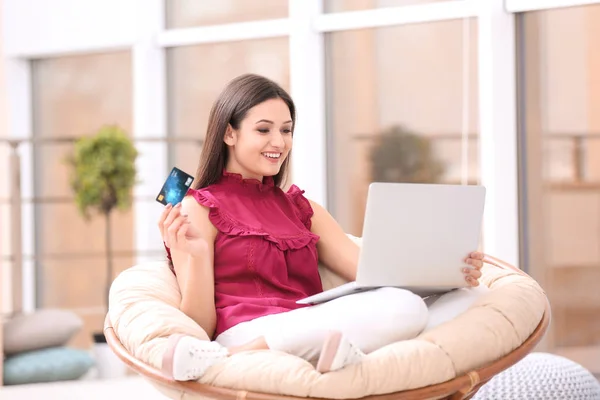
[369,125,446,184]
[66,125,137,353]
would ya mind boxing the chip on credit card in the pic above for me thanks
[156,167,195,206]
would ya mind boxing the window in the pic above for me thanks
[325,0,454,13]
[326,19,479,236]
[167,38,290,175]
[31,51,133,348]
[166,0,288,29]
[518,5,600,374]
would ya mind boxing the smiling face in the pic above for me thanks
[223,97,293,181]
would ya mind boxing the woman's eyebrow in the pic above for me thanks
[255,119,293,124]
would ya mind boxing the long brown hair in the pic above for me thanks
[193,74,296,190]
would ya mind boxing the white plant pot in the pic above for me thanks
[93,333,128,379]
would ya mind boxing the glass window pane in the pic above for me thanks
[41,256,134,349]
[31,52,134,340]
[34,143,79,198]
[166,0,288,29]
[326,19,479,236]
[1,261,11,315]
[32,52,133,197]
[1,202,10,260]
[40,256,135,310]
[1,143,11,315]
[167,38,290,175]
[0,143,11,261]
[35,203,134,255]
[1,198,11,315]
[0,143,9,200]
[34,202,135,342]
[519,5,600,374]
[326,0,453,13]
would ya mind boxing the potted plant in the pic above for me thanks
[67,125,138,378]
[369,125,446,184]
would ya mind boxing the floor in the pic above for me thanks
[1,367,598,400]
[0,376,169,400]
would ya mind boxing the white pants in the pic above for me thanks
[215,287,429,363]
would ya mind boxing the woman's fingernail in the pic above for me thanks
[463,268,469,273]
[166,203,173,209]
[175,203,182,208]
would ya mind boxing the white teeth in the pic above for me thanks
[263,153,281,159]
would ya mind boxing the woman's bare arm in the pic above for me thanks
[161,196,218,338]
[308,200,360,282]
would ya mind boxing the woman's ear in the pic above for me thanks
[223,124,237,146]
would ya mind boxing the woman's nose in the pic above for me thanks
[270,132,285,148]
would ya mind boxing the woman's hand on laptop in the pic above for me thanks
[463,252,484,287]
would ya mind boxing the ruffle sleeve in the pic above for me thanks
[285,185,315,230]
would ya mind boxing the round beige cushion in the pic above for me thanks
[108,242,547,399]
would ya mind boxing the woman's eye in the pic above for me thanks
[282,129,292,134]
[257,129,269,134]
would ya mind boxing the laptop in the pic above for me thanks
[297,182,486,305]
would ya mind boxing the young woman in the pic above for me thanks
[158,74,485,381]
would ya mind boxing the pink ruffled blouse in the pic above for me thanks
[165,171,324,338]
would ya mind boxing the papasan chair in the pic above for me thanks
[104,235,550,400]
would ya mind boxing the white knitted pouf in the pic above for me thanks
[473,353,600,400]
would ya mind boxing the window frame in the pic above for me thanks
[506,0,600,12]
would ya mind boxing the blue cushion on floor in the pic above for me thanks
[3,347,95,385]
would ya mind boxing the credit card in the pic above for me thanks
[156,167,195,206]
